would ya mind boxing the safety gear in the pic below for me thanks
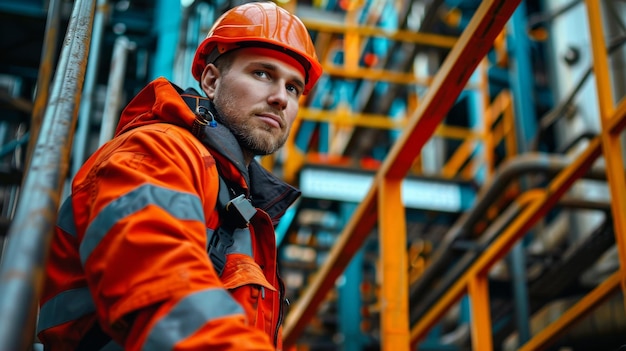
[192,1,322,95]
[38,78,300,350]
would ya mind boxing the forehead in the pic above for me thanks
[230,47,306,82]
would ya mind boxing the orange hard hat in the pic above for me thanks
[192,1,322,95]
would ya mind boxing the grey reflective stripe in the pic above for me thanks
[37,287,95,333]
[57,196,77,237]
[141,288,244,350]
[100,340,124,351]
[80,184,204,265]
[205,227,253,257]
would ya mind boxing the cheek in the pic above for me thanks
[285,106,299,126]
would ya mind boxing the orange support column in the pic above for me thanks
[468,274,493,351]
[344,0,361,72]
[585,0,626,297]
[379,176,409,350]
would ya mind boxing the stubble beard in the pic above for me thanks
[213,101,288,156]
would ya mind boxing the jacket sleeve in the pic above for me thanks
[74,125,275,350]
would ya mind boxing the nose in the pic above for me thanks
[267,83,288,110]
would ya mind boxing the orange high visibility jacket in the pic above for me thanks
[38,77,300,350]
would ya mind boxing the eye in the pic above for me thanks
[253,70,269,79]
[286,83,302,97]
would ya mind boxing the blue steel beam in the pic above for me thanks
[337,203,365,351]
[150,0,181,79]
[506,2,538,345]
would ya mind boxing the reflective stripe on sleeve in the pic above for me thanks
[37,287,95,333]
[57,196,77,237]
[79,184,205,265]
[141,288,244,350]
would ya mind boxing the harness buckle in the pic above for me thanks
[207,226,235,276]
[226,194,257,228]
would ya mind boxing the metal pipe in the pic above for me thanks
[409,154,607,306]
[0,0,96,349]
[410,137,605,346]
[72,0,109,177]
[24,0,62,173]
[494,214,615,348]
[508,244,531,344]
[526,0,582,29]
[98,36,133,146]
[532,35,626,151]
[410,198,525,323]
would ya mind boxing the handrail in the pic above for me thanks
[24,0,62,171]
[0,0,96,349]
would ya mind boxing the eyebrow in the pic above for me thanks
[257,62,305,91]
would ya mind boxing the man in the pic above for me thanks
[37,2,322,350]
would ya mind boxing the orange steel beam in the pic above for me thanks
[302,19,458,48]
[379,177,409,349]
[503,100,517,163]
[381,0,522,180]
[411,136,604,345]
[344,6,360,71]
[322,65,434,85]
[517,271,622,351]
[608,95,626,133]
[440,138,476,178]
[298,108,480,137]
[468,273,493,351]
[283,0,522,347]
[586,0,626,298]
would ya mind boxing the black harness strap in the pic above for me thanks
[208,176,257,276]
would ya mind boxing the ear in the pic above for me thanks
[201,63,220,99]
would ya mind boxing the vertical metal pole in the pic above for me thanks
[24,0,61,174]
[72,0,109,177]
[337,203,364,351]
[585,0,626,305]
[0,0,96,349]
[379,177,409,350]
[506,2,536,345]
[151,0,181,79]
[98,36,133,146]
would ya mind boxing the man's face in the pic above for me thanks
[203,48,306,157]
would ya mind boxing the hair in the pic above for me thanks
[198,50,236,94]
[212,50,236,74]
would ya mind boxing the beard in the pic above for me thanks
[213,103,289,156]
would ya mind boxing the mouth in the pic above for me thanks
[256,113,283,129]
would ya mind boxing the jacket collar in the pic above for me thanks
[179,86,301,223]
